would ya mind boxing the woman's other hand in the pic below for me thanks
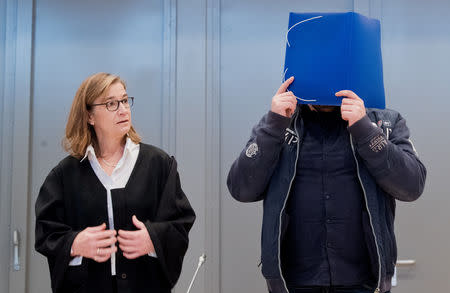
[117,215,156,259]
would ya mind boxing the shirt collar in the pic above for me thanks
[80,137,139,162]
[124,136,139,154]
[80,145,95,162]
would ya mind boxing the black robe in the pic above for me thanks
[35,143,196,293]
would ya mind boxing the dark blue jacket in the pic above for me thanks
[227,107,426,293]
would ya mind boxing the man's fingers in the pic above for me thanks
[277,96,297,108]
[282,102,296,117]
[340,104,355,112]
[271,81,298,117]
[276,76,294,95]
[285,102,297,112]
[278,91,295,97]
[335,90,359,100]
[341,98,364,107]
[275,101,296,113]
[271,102,297,118]
[341,98,357,105]
[275,96,297,107]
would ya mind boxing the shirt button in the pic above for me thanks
[121,273,127,279]
[326,219,332,223]
[327,242,332,248]
[325,194,331,200]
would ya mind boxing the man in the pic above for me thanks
[227,76,426,293]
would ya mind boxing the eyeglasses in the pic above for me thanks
[89,97,134,112]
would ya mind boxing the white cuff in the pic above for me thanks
[69,256,83,266]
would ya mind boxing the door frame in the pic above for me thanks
[1,0,33,292]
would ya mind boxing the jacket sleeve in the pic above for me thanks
[144,157,196,288]
[348,114,427,202]
[227,111,292,202]
[35,167,79,293]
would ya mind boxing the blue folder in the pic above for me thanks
[284,12,386,109]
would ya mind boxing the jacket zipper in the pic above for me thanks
[277,113,300,293]
[349,134,381,293]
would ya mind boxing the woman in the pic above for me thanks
[35,72,196,293]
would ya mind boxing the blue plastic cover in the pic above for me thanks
[284,12,386,109]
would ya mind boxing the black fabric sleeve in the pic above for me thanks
[227,111,292,202]
[35,167,79,293]
[348,114,427,202]
[144,157,196,288]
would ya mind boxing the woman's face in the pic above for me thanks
[88,82,132,143]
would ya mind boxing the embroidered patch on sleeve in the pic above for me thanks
[285,128,299,145]
[369,135,388,152]
[245,143,259,158]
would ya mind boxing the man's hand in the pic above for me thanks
[71,223,117,263]
[271,77,297,118]
[336,90,366,126]
[117,215,155,260]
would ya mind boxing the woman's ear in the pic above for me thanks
[88,112,95,126]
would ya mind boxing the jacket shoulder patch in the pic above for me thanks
[245,143,259,158]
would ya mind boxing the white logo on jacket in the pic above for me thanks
[285,128,298,145]
[369,135,388,152]
[245,143,259,158]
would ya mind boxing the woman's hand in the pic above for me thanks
[271,77,297,118]
[71,223,117,262]
[117,215,155,259]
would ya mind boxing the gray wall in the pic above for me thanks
[1,0,450,292]
[0,1,10,292]
[382,0,450,291]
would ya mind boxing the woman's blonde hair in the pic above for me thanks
[63,72,141,158]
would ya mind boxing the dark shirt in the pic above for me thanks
[281,106,373,287]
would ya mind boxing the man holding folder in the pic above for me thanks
[227,12,426,293]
